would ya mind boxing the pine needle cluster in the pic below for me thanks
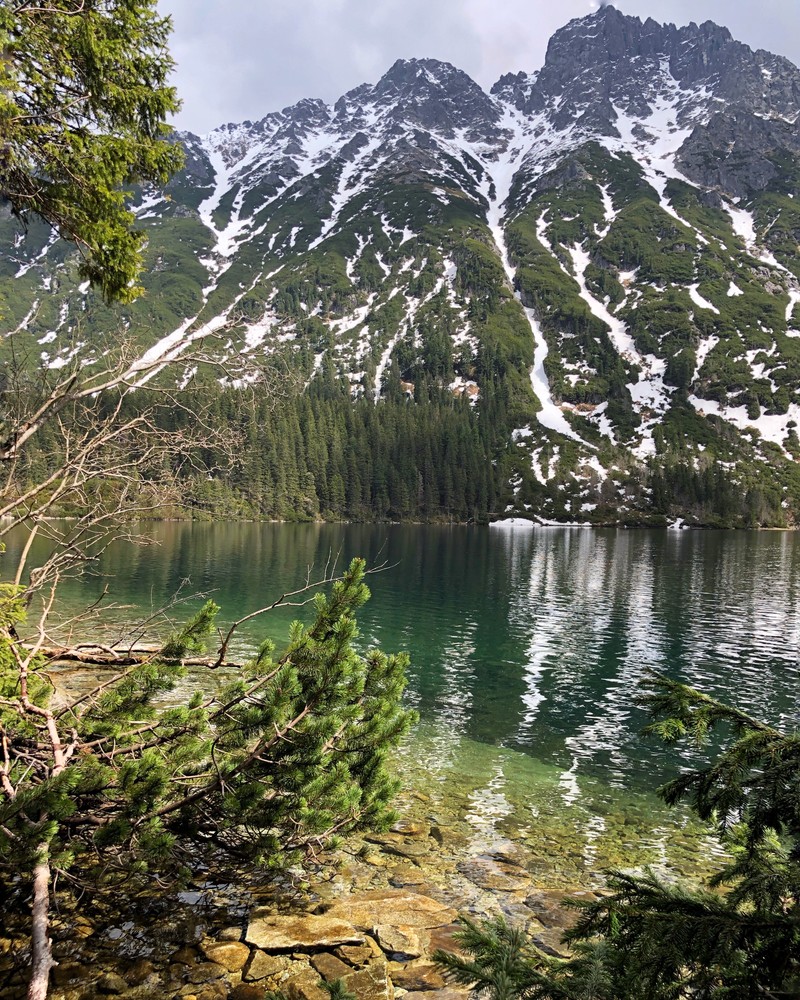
[435,674,800,1000]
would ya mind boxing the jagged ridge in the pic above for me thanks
[4,5,800,526]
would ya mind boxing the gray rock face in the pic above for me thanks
[678,111,800,198]
[160,3,800,224]
[368,58,503,135]
[518,4,800,123]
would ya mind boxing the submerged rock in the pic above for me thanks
[390,820,431,838]
[389,960,447,991]
[245,913,363,951]
[456,857,531,892]
[199,940,250,972]
[525,888,597,930]
[324,890,457,930]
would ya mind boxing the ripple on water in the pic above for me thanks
[396,721,724,892]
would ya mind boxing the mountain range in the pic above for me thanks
[4,4,800,526]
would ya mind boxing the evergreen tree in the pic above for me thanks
[435,675,800,1000]
[0,0,182,302]
[0,560,416,1000]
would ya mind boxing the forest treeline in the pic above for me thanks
[19,365,793,528]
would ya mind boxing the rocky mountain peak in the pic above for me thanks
[8,10,800,529]
[361,56,502,135]
[377,57,460,89]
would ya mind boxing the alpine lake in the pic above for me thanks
[3,523,800,996]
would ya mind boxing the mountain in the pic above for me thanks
[5,4,800,526]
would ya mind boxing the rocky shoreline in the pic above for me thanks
[1,738,719,1000]
[1,805,598,1000]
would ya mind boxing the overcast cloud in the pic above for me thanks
[159,0,800,134]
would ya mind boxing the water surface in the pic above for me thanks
[5,523,799,889]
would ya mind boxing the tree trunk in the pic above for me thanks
[27,845,54,1000]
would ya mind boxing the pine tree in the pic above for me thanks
[435,675,800,1000]
[0,560,416,1000]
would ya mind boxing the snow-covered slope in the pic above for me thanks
[5,4,800,525]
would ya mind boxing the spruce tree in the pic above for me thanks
[435,675,800,1000]
[0,0,182,302]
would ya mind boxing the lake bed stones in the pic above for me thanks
[388,960,447,992]
[199,940,250,972]
[324,889,457,930]
[456,855,531,892]
[245,913,363,951]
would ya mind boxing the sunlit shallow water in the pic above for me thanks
[5,522,800,891]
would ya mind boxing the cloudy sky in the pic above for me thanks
[159,0,800,135]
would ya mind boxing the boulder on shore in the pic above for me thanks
[323,890,457,931]
[245,913,364,951]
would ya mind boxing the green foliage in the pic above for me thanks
[320,980,356,1000]
[437,676,800,1000]
[434,916,552,1000]
[600,202,696,284]
[0,560,415,889]
[159,599,220,659]
[0,0,183,302]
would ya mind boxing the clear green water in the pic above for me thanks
[5,522,800,890]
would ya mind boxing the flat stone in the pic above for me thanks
[218,926,244,942]
[383,841,432,859]
[186,961,228,984]
[325,891,457,931]
[285,968,330,1000]
[200,940,250,972]
[123,958,156,986]
[374,924,423,959]
[423,923,467,959]
[310,952,354,981]
[171,945,200,966]
[342,961,392,1000]
[389,868,431,888]
[366,831,407,846]
[195,984,227,1000]
[243,952,292,982]
[457,857,531,892]
[231,986,265,1000]
[531,927,571,959]
[429,827,468,850]
[97,973,127,994]
[389,962,446,992]
[51,963,86,988]
[524,889,598,931]
[364,853,391,868]
[246,913,364,951]
[335,943,375,967]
